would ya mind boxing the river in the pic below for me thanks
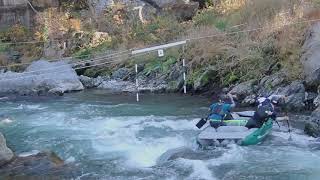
[0,90,319,180]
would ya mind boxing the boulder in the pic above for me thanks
[0,60,84,96]
[301,22,320,88]
[273,81,306,111]
[111,68,130,80]
[229,80,256,100]
[0,151,79,179]
[0,132,14,166]
[79,75,103,89]
[305,121,320,138]
[305,107,320,137]
[194,68,218,92]
[258,72,286,96]
[142,0,199,20]
[30,0,59,8]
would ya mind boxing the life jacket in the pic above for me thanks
[256,99,274,119]
[211,103,228,119]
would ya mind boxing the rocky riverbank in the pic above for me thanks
[0,132,77,179]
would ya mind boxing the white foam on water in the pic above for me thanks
[144,118,199,131]
[14,104,47,110]
[90,116,195,168]
[179,159,216,180]
[271,128,316,146]
[18,150,40,157]
[0,118,14,125]
[176,144,244,180]
[66,156,76,163]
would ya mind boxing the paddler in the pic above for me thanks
[245,95,286,129]
[208,93,236,128]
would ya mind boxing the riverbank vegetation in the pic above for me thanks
[0,0,319,91]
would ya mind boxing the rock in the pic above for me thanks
[305,92,318,110]
[98,80,136,92]
[142,0,199,20]
[111,68,130,80]
[273,81,306,110]
[166,64,184,92]
[0,132,14,166]
[79,75,103,89]
[229,80,256,100]
[241,94,257,106]
[305,122,320,138]
[43,42,65,59]
[305,107,320,137]
[0,60,84,96]
[91,32,111,46]
[0,151,78,179]
[194,68,218,92]
[258,72,286,96]
[7,50,22,63]
[30,0,59,8]
[301,22,320,88]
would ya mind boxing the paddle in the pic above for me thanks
[285,112,293,141]
[275,115,292,141]
[196,115,210,129]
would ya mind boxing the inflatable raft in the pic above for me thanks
[197,112,273,147]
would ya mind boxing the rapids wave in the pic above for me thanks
[0,90,319,179]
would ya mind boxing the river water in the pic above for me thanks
[0,90,320,180]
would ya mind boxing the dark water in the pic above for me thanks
[0,90,319,180]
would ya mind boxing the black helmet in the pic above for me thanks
[218,94,230,103]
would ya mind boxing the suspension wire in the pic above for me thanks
[1,17,320,81]
[0,50,130,68]
[0,50,154,82]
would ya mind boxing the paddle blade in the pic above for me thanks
[196,118,207,129]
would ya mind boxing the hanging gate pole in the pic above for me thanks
[135,64,139,102]
[182,45,187,94]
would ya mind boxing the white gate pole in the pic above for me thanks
[182,45,187,94]
[135,64,139,102]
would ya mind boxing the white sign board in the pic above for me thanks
[158,49,164,57]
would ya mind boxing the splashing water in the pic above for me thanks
[0,90,319,179]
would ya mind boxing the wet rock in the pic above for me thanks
[98,79,136,92]
[305,107,320,137]
[0,151,78,179]
[229,80,256,100]
[241,94,257,106]
[194,68,218,92]
[0,60,84,96]
[79,75,103,88]
[301,22,320,88]
[0,132,14,166]
[305,92,317,110]
[111,67,130,80]
[274,81,305,110]
[305,122,320,138]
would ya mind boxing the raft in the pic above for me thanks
[197,112,273,147]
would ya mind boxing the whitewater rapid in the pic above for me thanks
[0,90,319,179]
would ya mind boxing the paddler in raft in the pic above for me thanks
[208,93,236,128]
[245,95,286,129]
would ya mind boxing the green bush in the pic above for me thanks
[0,42,8,53]
[193,9,228,30]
